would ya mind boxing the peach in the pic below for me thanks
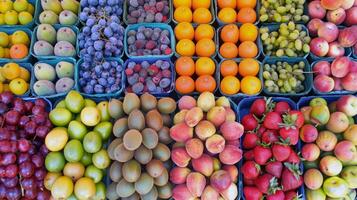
[321,0,344,10]
[184,107,203,127]
[186,172,206,197]
[308,1,327,19]
[197,92,215,112]
[174,110,188,124]
[222,165,238,183]
[201,186,220,200]
[313,75,334,93]
[170,167,191,184]
[210,170,232,192]
[206,134,226,154]
[333,77,343,91]
[224,107,236,122]
[341,0,355,9]
[310,37,329,57]
[213,158,221,171]
[226,140,240,147]
[326,8,346,25]
[345,6,357,26]
[207,106,226,127]
[220,183,238,200]
[172,184,195,200]
[326,112,349,133]
[171,147,191,167]
[313,60,331,76]
[331,56,351,78]
[220,121,244,141]
[192,154,214,177]
[170,122,193,142]
[338,27,357,47]
[328,42,345,58]
[195,120,216,140]
[219,145,243,165]
[185,138,204,159]
[216,96,230,107]
[317,22,339,43]
[342,72,357,92]
[178,96,196,110]
[350,60,357,72]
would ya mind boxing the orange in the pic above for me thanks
[195,24,214,41]
[239,58,259,77]
[218,8,237,23]
[195,57,215,76]
[237,7,257,23]
[220,76,240,95]
[220,24,239,43]
[220,60,238,77]
[0,82,3,93]
[174,7,193,23]
[173,0,191,8]
[238,41,258,58]
[175,22,195,40]
[2,62,20,80]
[10,44,28,59]
[237,0,257,9]
[217,0,236,8]
[241,76,261,95]
[19,67,30,82]
[239,23,258,42]
[176,76,195,94]
[176,39,195,56]
[192,0,210,10]
[195,75,216,93]
[219,42,238,59]
[175,57,195,76]
[196,38,215,57]
[193,8,212,24]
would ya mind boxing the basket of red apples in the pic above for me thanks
[169,92,243,200]
[239,97,304,200]
[298,95,357,200]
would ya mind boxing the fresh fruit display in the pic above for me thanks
[217,0,257,24]
[170,92,243,200]
[0,0,34,25]
[78,0,124,60]
[78,59,123,95]
[262,60,309,94]
[260,22,310,57]
[175,23,216,57]
[125,0,170,24]
[0,30,30,59]
[0,92,52,199]
[219,59,262,95]
[0,62,30,95]
[300,95,357,200]
[106,93,175,199]
[312,57,357,93]
[39,0,79,25]
[32,24,76,57]
[259,0,309,23]
[175,57,217,94]
[173,0,213,24]
[241,97,304,200]
[32,60,75,96]
[125,59,173,94]
[45,90,111,199]
[126,25,173,57]
[219,23,259,59]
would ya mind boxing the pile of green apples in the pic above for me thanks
[0,0,34,25]
[300,95,357,200]
[44,90,112,199]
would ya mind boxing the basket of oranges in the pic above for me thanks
[215,0,260,26]
[0,28,32,62]
[172,0,215,25]
[0,62,32,96]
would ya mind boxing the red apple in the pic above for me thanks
[304,169,324,190]
[341,72,357,92]
[336,95,357,117]
[345,7,357,25]
[299,124,318,143]
[319,156,343,176]
[310,37,330,57]
[333,77,343,91]
[313,60,331,76]
[334,140,357,162]
[308,1,327,19]
[344,124,357,145]
[308,18,324,36]
[314,74,335,93]
[302,143,320,161]
[327,42,345,57]
[331,56,351,78]
[318,22,339,43]
[338,27,357,47]
[321,0,344,10]
[326,8,346,25]
[326,111,350,133]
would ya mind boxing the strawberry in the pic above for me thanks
[244,186,263,200]
[250,98,267,117]
[286,151,301,164]
[265,161,283,178]
[279,127,299,145]
[264,112,282,130]
[242,161,260,179]
[242,114,259,131]
[257,126,266,137]
[282,111,304,128]
[244,150,255,160]
[254,174,274,194]
[254,145,272,165]
[243,133,260,149]
[267,190,285,200]
[274,101,291,114]
[272,140,292,162]
[281,163,303,192]
[244,177,255,186]
[284,190,300,200]
[261,130,279,144]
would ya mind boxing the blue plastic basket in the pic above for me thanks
[75,57,125,98]
[30,24,79,60]
[0,0,36,29]
[0,28,32,63]
[171,0,215,25]
[353,46,357,59]
[30,57,77,99]
[123,57,175,97]
[124,23,175,59]
[0,62,32,97]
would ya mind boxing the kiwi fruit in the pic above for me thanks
[145,109,163,131]
[140,93,157,112]
[106,182,120,200]
[154,169,168,187]
[153,143,171,162]
[116,179,135,198]
[134,173,154,195]
[157,98,176,114]
[162,114,172,126]
[128,109,145,131]
[123,93,140,114]
[109,161,122,182]
[122,192,140,200]
[157,183,173,199]
[141,128,159,149]
[114,143,134,162]
[123,130,142,151]
[108,138,122,160]
[122,160,141,183]
[146,159,164,178]
[113,118,128,138]
[134,145,153,165]
[108,99,124,120]
[158,127,172,144]
[140,186,158,200]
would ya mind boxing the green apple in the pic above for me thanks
[340,166,357,189]
[4,10,18,25]
[11,30,30,46]
[84,165,103,183]
[80,152,92,166]
[97,101,110,122]
[306,188,326,200]
[310,97,328,107]
[92,149,110,169]
[67,194,78,200]
[81,107,101,127]
[63,139,84,162]
[323,177,349,198]
[45,152,65,173]
[68,120,87,140]
[0,0,13,14]
[94,121,112,140]
[49,107,72,127]
[0,14,5,25]
[84,98,96,107]
[65,90,84,113]
[0,32,9,47]
[18,11,32,25]
[13,0,29,12]
[55,99,66,108]
[93,182,106,200]
[83,131,102,153]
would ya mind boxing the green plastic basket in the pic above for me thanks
[0,62,33,97]
[0,27,32,63]
[0,0,36,29]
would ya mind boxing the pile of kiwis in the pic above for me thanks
[106,92,176,200]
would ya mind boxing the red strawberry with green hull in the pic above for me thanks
[284,190,299,200]
[254,174,274,194]
[286,151,301,164]
[263,112,282,130]
[242,114,259,131]
[261,130,279,144]
[281,163,303,192]
[242,161,260,180]
[254,145,272,165]
[244,150,255,160]
[250,98,267,117]
[279,127,299,145]
[272,142,292,162]
[244,186,263,200]
[243,133,260,149]
[267,190,285,200]
[265,161,283,178]
[274,101,291,114]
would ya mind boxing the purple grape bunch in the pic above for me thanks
[78,60,123,94]
[125,60,172,94]
[78,0,125,61]
[126,0,170,23]
[127,26,173,56]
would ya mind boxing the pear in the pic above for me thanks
[36,24,56,44]
[60,0,79,14]
[39,10,59,24]
[41,0,63,15]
